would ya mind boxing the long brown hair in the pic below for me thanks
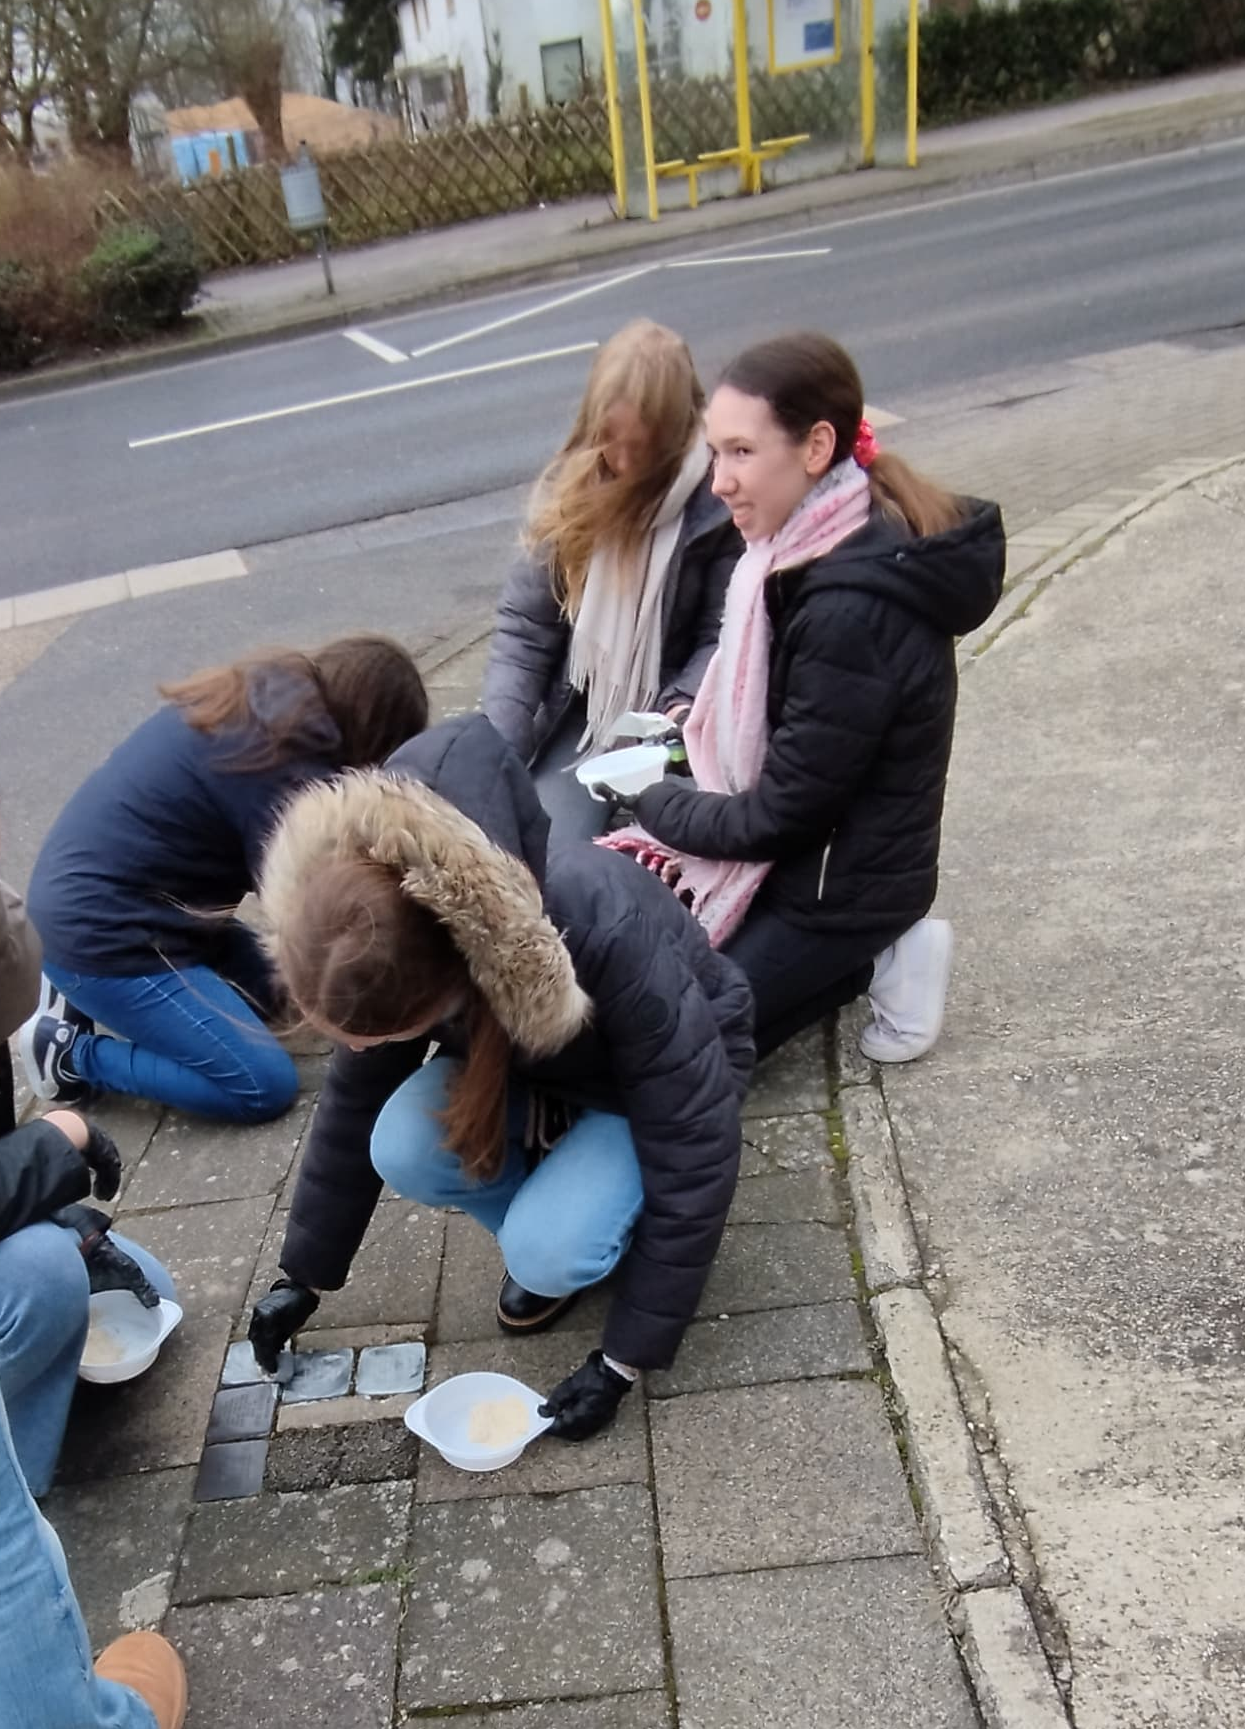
[525,319,706,614]
[161,635,428,772]
[718,333,964,538]
[277,854,511,1180]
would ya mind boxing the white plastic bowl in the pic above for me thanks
[604,710,672,744]
[404,1371,553,1472]
[575,743,670,802]
[78,1292,183,1385]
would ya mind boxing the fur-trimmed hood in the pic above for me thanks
[258,719,591,1058]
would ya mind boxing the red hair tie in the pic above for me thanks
[853,419,879,469]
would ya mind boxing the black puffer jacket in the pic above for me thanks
[0,1120,91,1240]
[264,715,755,1370]
[636,500,1006,942]
[481,475,741,763]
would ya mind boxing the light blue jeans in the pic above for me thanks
[371,1058,644,1297]
[0,1387,158,1729]
[0,1221,175,1498]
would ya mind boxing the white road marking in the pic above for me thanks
[128,341,600,449]
[406,266,658,362]
[343,327,409,365]
[864,403,904,428]
[666,247,831,266]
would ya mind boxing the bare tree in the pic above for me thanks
[54,0,162,162]
[177,0,299,160]
[0,0,60,157]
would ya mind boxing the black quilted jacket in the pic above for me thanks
[278,715,756,1370]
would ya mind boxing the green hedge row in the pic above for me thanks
[0,223,200,373]
[905,0,1245,125]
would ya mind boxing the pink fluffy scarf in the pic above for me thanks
[599,459,872,945]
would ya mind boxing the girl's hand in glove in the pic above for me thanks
[249,1278,320,1373]
[540,1349,635,1442]
[53,1203,160,1307]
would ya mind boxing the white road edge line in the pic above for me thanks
[667,248,831,266]
[406,265,659,362]
[343,328,409,365]
[128,341,601,449]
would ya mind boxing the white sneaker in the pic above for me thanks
[859,918,953,1064]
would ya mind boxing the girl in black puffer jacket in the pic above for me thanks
[606,333,1006,1065]
[246,715,754,1443]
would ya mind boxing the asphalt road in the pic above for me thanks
[3,138,1245,599]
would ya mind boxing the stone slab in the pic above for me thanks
[265,1409,419,1491]
[245,1199,444,1334]
[651,1379,918,1578]
[841,1083,923,1292]
[175,1480,411,1602]
[448,1700,672,1729]
[44,1466,195,1648]
[959,1586,1071,1729]
[744,1027,829,1115]
[416,1334,649,1503]
[195,1438,268,1501]
[699,1221,856,1315]
[728,1169,842,1224]
[122,1098,312,1209]
[222,1339,293,1386]
[57,1315,230,1482]
[668,1556,979,1729]
[435,1212,613,1344]
[281,1347,354,1403]
[205,1380,278,1443]
[356,1340,427,1397]
[166,1583,400,1729]
[646,1304,870,1398]
[276,1393,411,1433]
[87,1095,164,1205]
[400,1484,664,1710]
[872,1287,1008,1590]
[739,1112,836,1177]
[117,1196,274,1321]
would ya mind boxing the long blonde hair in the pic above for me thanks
[525,319,706,615]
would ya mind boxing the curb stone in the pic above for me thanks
[838,1084,923,1292]
[958,1588,1073,1729]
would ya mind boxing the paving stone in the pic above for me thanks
[646,1304,870,1398]
[744,1027,829,1115]
[728,1169,842,1224]
[195,1438,268,1501]
[205,1380,278,1443]
[435,1212,613,1344]
[175,1480,411,1602]
[89,1095,164,1205]
[44,1466,195,1648]
[356,1340,426,1397]
[651,1380,918,1577]
[166,1584,399,1729]
[244,1199,443,1334]
[122,1098,312,1208]
[222,1339,293,1386]
[117,1195,274,1321]
[699,1222,856,1314]
[265,1404,420,1491]
[400,1484,664,1710]
[281,1347,354,1403]
[416,1334,649,1503]
[667,1557,979,1729]
[57,1315,230,1482]
[448,1699,672,1729]
[292,1322,427,1356]
[739,1112,836,1176]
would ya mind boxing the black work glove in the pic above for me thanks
[588,783,641,824]
[53,1203,160,1308]
[81,1123,122,1202]
[539,1349,634,1442]
[249,1278,319,1373]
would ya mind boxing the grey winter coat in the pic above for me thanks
[481,475,741,763]
[259,714,755,1370]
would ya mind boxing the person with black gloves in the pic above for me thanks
[247,713,755,1441]
[0,1107,174,1495]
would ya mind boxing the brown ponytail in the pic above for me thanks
[273,855,513,1181]
[718,332,964,539]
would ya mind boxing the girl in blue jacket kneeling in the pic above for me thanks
[19,635,427,1124]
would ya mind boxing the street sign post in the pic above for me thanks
[281,144,335,297]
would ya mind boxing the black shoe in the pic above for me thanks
[37,973,96,1039]
[17,1011,90,1104]
[496,1275,580,1336]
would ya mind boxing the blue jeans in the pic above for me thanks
[0,1387,157,1729]
[45,928,299,1123]
[371,1058,644,1297]
[0,1222,175,1498]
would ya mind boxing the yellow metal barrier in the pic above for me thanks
[860,0,876,168]
[907,0,920,168]
[630,0,660,222]
[598,0,628,215]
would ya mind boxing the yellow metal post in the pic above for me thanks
[860,0,876,168]
[599,0,628,214]
[732,0,757,192]
[631,0,660,221]
[906,0,919,167]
